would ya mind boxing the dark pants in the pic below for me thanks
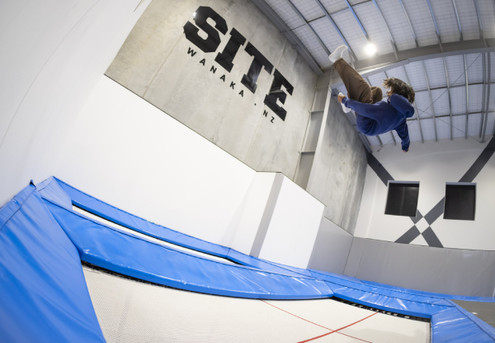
[334,58,383,134]
[334,58,382,104]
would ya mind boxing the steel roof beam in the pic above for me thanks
[474,0,487,47]
[425,0,443,52]
[343,0,368,39]
[443,59,453,140]
[464,55,469,139]
[402,65,424,143]
[397,0,418,48]
[354,39,495,75]
[313,0,357,61]
[481,52,491,142]
[382,72,397,145]
[405,81,495,94]
[451,0,463,41]
[423,61,438,142]
[286,0,330,55]
[371,0,399,58]
[249,0,322,74]
[408,111,493,121]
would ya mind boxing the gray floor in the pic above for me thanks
[453,300,495,328]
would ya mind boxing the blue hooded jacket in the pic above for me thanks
[342,94,415,151]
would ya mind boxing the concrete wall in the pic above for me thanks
[106,0,317,179]
[305,74,368,234]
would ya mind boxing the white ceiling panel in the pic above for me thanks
[367,72,387,92]
[311,17,345,55]
[491,52,495,81]
[436,115,453,140]
[445,55,466,86]
[467,84,483,113]
[449,86,467,115]
[455,0,481,41]
[424,58,447,88]
[354,2,395,56]
[484,112,495,138]
[415,91,432,119]
[404,61,427,90]
[319,0,348,15]
[407,119,424,143]
[265,0,306,30]
[451,115,468,139]
[375,0,416,50]
[429,0,460,43]
[431,89,450,116]
[489,86,495,111]
[466,53,483,83]
[402,0,438,47]
[478,0,495,39]
[331,9,369,60]
[291,25,328,67]
[291,0,324,22]
[418,118,436,141]
[385,65,408,82]
[467,113,483,138]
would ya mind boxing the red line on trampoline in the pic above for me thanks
[261,300,373,343]
[298,312,378,343]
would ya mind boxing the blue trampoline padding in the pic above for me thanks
[15,176,494,342]
[37,177,308,278]
[309,269,453,318]
[44,199,333,299]
[0,184,105,343]
[431,305,495,343]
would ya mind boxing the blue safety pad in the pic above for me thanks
[37,177,310,278]
[4,177,494,342]
[44,199,333,299]
[431,304,495,342]
[0,184,105,343]
[309,269,453,318]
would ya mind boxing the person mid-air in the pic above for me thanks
[329,45,415,152]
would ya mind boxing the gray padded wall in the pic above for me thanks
[307,217,353,274]
[345,237,495,297]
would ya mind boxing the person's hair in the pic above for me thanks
[383,78,415,103]
[370,86,383,103]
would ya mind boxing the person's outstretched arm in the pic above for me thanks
[395,123,410,152]
[338,96,383,120]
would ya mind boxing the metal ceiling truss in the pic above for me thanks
[252,0,495,147]
[249,0,323,74]
[422,60,438,142]
[313,0,357,60]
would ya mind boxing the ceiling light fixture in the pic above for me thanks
[364,42,377,57]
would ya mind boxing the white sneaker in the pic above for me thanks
[329,45,349,64]
[338,92,352,113]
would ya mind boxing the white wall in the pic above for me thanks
[354,138,495,250]
[58,76,256,244]
[0,0,152,205]
[259,177,325,268]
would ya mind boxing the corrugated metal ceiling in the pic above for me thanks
[252,0,495,149]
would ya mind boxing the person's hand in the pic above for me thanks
[403,149,408,153]
[338,93,346,103]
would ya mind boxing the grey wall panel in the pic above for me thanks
[106,0,317,180]
[345,237,495,297]
[306,94,367,234]
[307,217,353,275]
